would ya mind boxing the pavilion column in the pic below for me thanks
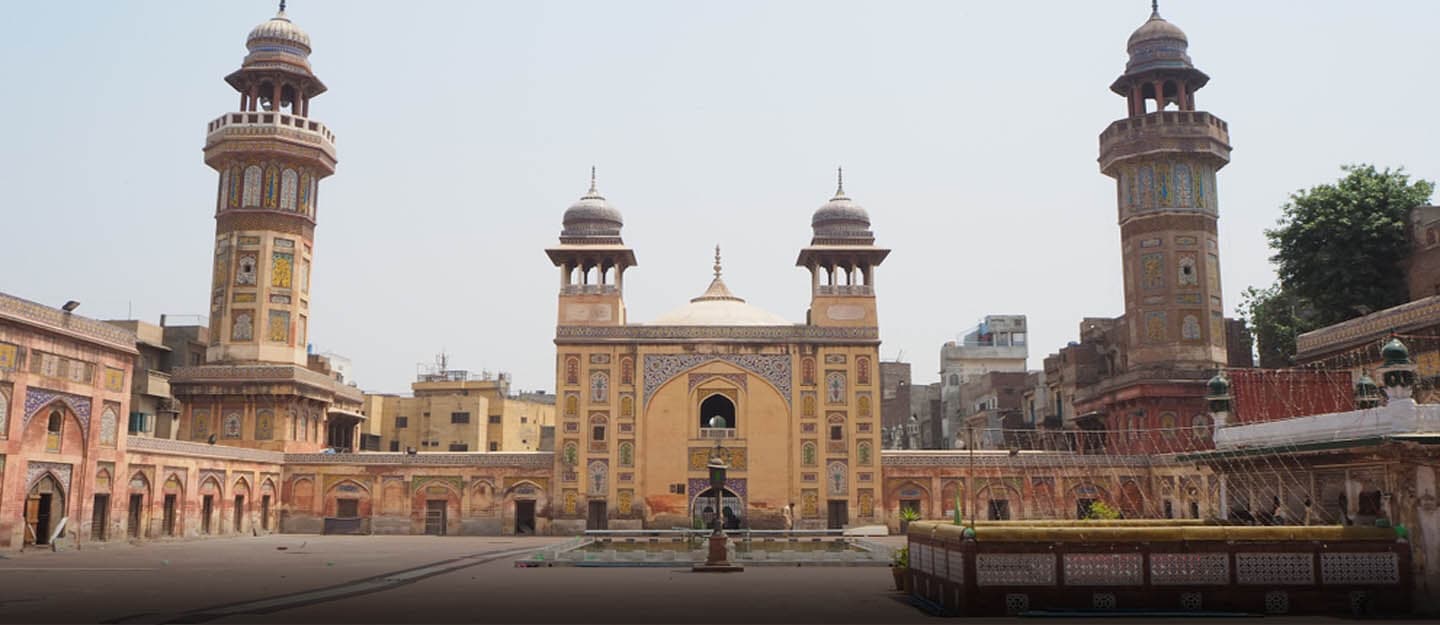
[271,83,282,113]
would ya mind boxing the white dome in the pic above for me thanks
[647,247,793,326]
[649,296,794,326]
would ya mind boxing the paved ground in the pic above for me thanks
[0,535,1431,624]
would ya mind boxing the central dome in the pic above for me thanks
[648,247,792,326]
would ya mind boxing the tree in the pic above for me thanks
[1240,285,1308,368]
[1242,165,1434,364]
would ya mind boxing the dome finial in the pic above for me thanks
[835,167,846,198]
[713,244,723,279]
[579,166,605,200]
[279,0,287,14]
[1151,0,1159,17]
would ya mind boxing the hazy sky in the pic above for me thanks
[4,1,1437,394]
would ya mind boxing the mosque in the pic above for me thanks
[4,2,1242,542]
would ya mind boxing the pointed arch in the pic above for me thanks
[242,165,262,207]
[325,478,371,495]
[289,476,315,512]
[199,475,224,497]
[93,466,114,493]
[279,168,299,211]
[128,471,152,496]
[262,165,280,208]
[976,482,1023,520]
[470,479,498,516]
[699,393,736,430]
[504,479,546,497]
[889,480,931,518]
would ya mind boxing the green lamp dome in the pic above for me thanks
[1206,372,1230,397]
[708,415,728,429]
[1381,337,1410,366]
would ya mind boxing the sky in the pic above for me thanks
[3,1,1438,394]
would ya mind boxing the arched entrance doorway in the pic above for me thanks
[25,475,66,546]
[503,481,544,535]
[691,487,743,529]
[699,394,736,430]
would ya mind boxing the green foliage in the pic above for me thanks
[1240,284,1307,368]
[899,507,921,522]
[1242,165,1434,363]
[1087,500,1121,520]
[952,493,963,526]
[892,546,909,568]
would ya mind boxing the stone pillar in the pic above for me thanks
[1218,474,1228,520]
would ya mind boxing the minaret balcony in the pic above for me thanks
[815,284,873,296]
[1098,110,1230,174]
[205,111,336,164]
[561,284,620,296]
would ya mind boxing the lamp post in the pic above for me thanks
[694,419,743,572]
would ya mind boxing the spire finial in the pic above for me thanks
[279,0,287,14]
[713,245,723,279]
[835,167,845,197]
[589,166,597,194]
[1151,0,1159,17]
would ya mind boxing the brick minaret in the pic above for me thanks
[1100,3,1231,371]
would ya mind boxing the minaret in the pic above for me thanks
[546,168,637,326]
[1099,3,1231,370]
[204,2,336,365]
[172,4,358,455]
[796,169,890,327]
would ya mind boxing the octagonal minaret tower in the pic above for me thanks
[546,169,637,327]
[204,2,336,366]
[1100,2,1231,370]
[796,169,890,329]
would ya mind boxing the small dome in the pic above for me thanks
[1381,337,1411,366]
[1206,372,1229,397]
[247,7,312,54]
[811,169,874,241]
[561,170,623,239]
[1355,372,1380,396]
[1127,12,1187,49]
[1124,9,1194,74]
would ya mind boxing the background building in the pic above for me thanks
[362,362,555,453]
[878,361,911,447]
[939,315,1027,447]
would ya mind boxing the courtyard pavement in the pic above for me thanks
[0,535,1430,624]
